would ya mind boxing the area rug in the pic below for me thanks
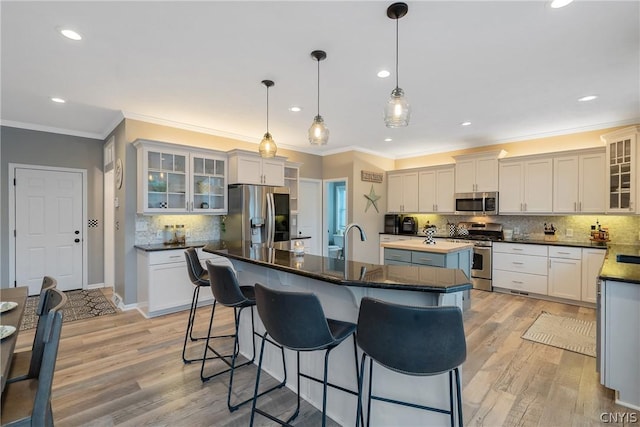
[20,289,118,331]
[522,311,596,357]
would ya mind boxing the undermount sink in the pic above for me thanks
[616,254,640,264]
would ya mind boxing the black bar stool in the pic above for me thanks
[202,262,286,412]
[250,283,361,427]
[355,297,467,427]
[182,248,215,364]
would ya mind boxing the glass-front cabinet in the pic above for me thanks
[134,140,227,214]
[602,126,639,214]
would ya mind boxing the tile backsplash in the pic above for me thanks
[135,214,222,245]
[409,214,640,245]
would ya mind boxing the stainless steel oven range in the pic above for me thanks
[448,222,503,291]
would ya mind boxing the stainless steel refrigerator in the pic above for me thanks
[225,184,290,248]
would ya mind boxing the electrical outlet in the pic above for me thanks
[513,227,520,235]
[186,230,191,238]
[566,228,573,237]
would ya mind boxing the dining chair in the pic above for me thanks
[0,287,67,427]
[6,276,58,383]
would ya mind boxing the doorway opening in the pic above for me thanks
[323,178,348,258]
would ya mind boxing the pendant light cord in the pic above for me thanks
[266,86,269,133]
[395,15,399,90]
[317,58,321,116]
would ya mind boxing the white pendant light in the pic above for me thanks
[258,80,277,158]
[308,50,329,145]
[384,2,411,128]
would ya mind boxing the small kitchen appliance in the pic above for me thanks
[400,216,417,234]
[384,214,402,234]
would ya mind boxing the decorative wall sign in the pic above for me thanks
[364,185,381,213]
[361,170,383,183]
[115,158,123,189]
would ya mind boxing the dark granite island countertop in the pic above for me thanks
[203,240,472,294]
[599,244,640,285]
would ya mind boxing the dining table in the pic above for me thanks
[0,286,28,394]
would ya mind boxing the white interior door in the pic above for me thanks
[15,167,84,294]
[297,179,322,255]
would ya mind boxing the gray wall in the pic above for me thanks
[1,126,104,287]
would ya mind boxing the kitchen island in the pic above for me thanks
[203,240,472,426]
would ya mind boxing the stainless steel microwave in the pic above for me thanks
[455,192,499,215]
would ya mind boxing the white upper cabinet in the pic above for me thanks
[387,170,419,213]
[133,139,227,214]
[499,156,553,214]
[601,126,639,214]
[453,151,504,193]
[227,149,285,186]
[553,149,605,213]
[418,166,455,213]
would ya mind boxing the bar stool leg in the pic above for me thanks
[182,286,202,363]
[449,370,455,427]
[367,356,374,427]
[249,332,269,427]
[455,368,463,427]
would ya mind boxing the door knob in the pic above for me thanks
[74,238,80,243]
[75,230,80,234]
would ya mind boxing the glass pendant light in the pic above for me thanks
[258,79,277,158]
[384,2,411,128]
[308,50,329,145]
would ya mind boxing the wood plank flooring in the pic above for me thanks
[12,289,639,426]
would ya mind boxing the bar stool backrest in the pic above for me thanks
[357,297,466,376]
[206,262,249,307]
[185,248,208,286]
[254,283,334,351]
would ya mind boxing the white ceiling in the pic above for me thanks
[1,1,639,159]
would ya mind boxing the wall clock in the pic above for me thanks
[115,158,123,189]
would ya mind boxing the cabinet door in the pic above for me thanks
[262,158,285,186]
[144,148,189,213]
[553,156,579,213]
[402,172,419,212]
[523,158,553,213]
[548,258,582,300]
[605,133,636,213]
[148,262,194,312]
[387,174,404,212]
[475,157,499,192]
[455,159,476,193]
[436,168,455,213]
[498,162,524,213]
[579,152,606,213]
[418,170,437,212]
[581,249,605,303]
[235,156,263,185]
[191,155,226,213]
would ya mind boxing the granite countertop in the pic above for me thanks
[381,239,474,253]
[134,240,211,252]
[599,244,640,285]
[379,232,608,249]
[203,240,472,294]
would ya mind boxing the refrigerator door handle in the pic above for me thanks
[266,192,274,246]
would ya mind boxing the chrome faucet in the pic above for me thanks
[341,223,367,260]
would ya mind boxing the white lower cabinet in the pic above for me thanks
[548,246,582,300]
[137,248,215,318]
[493,242,548,295]
[493,242,605,305]
[581,248,606,303]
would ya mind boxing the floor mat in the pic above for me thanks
[522,311,596,357]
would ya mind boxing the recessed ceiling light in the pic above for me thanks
[461,121,472,126]
[377,70,391,78]
[578,95,598,102]
[51,97,66,103]
[288,106,302,112]
[59,28,82,41]
[384,138,392,142]
[550,0,574,8]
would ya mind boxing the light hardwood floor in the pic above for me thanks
[13,289,639,426]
